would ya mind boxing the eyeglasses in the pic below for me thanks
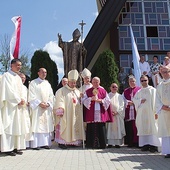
[111,86,118,88]
[141,80,147,82]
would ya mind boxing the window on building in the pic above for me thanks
[146,27,158,37]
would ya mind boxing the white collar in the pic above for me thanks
[37,77,46,83]
[163,78,170,84]
[65,84,77,91]
[8,70,18,76]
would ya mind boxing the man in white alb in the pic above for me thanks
[133,75,160,152]
[0,59,26,156]
[156,66,170,158]
[28,68,54,150]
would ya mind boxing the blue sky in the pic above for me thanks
[0,0,98,80]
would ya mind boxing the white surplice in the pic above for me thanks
[79,83,93,94]
[54,85,84,145]
[156,79,170,154]
[21,85,33,148]
[28,78,54,148]
[0,110,3,135]
[0,75,3,136]
[133,86,160,147]
[0,71,27,152]
[107,92,126,145]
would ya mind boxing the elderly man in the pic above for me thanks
[133,75,160,152]
[54,69,84,149]
[123,76,141,147]
[28,68,54,150]
[83,77,113,149]
[0,59,26,156]
[156,66,170,158]
[107,83,125,148]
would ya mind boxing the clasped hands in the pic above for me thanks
[39,102,50,108]
[128,101,134,106]
[112,111,118,116]
[91,96,102,103]
[56,108,64,117]
[162,105,170,111]
[18,99,25,106]
[141,99,146,104]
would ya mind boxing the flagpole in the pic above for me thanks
[79,20,86,149]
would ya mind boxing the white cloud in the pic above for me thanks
[93,11,98,17]
[43,41,64,81]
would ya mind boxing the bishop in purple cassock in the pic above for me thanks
[82,77,113,149]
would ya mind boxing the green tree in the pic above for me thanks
[0,34,11,72]
[20,54,31,75]
[92,49,119,92]
[31,50,59,94]
[0,34,31,74]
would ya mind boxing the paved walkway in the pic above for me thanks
[0,142,170,170]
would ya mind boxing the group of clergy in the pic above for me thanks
[123,65,170,158]
[0,58,170,159]
[0,60,113,156]
[54,68,113,149]
[0,59,55,156]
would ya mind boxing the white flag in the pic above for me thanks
[129,24,141,86]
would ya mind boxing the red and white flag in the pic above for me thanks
[10,16,21,60]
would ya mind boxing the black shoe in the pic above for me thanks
[107,145,112,148]
[13,149,23,155]
[115,145,120,148]
[149,146,158,153]
[141,145,149,151]
[58,144,67,149]
[32,147,40,150]
[165,154,170,158]
[99,145,106,149]
[133,143,139,148]
[6,151,16,156]
[41,146,50,149]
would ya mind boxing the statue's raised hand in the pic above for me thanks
[58,33,62,39]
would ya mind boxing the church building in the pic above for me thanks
[84,0,170,73]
